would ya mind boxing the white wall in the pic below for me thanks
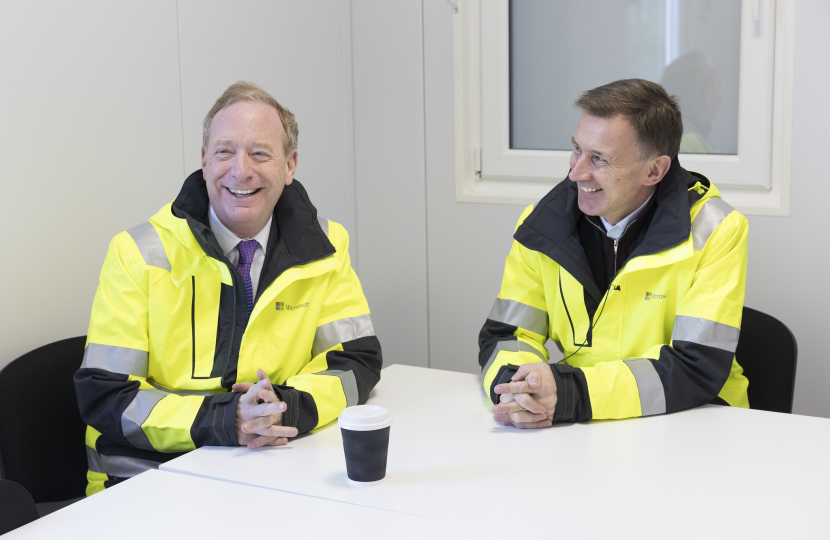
[351,1,430,369]
[0,0,184,369]
[0,0,357,370]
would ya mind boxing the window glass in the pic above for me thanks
[509,0,741,155]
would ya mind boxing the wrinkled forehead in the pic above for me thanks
[208,101,284,146]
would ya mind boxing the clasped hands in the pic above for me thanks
[233,368,299,449]
[491,362,558,429]
[232,363,557,447]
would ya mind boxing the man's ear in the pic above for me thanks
[645,155,672,186]
[201,147,207,170]
[285,149,298,185]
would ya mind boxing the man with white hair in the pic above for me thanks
[75,81,382,495]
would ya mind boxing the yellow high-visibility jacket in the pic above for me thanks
[75,172,382,495]
[479,160,748,422]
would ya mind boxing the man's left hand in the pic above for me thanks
[491,363,557,429]
[233,369,298,449]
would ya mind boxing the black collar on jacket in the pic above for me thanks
[171,169,336,299]
[514,158,708,303]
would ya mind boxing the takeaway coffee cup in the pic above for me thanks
[337,405,392,485]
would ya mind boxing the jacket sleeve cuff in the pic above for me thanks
[550,365,569,422]
[273,385,319,435]
[489,365,519,404]
[212,391,242,446]
[550,363,592,423]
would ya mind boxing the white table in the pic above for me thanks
[4,469,524,539]
[160,364,830,539]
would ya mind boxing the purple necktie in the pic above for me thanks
[236,240,259,318]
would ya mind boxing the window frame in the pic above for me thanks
[453,0,795,215]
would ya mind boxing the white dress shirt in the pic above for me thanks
[209,206,272,300]
[600,191,655,241]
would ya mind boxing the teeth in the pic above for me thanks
[229,188,258,195]
[581,187,602,192]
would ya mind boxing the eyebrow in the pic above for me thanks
[212,140,274,152]
[572,137,608,159]
[251,142,274,152]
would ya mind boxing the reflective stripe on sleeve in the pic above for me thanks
[623,358,667,416]
[86,445,105,474]
[127,222,172,271]
[481,339,547,380]
[86,446,159,478]
[100,455,159,478]
[318,215,329,237]
[314,370,359,407]
[121,389,167,450]
[671,315,740,353]
[487,298,549,337]
[312,314,375,357]
[81,343,149,377]
[691,198,734,250]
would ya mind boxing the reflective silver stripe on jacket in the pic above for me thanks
[86,446,158,478]
[314,370,359,407]
[101,455,159,478]
[127,222,172,271]
[624,358,667,416]
[121,389,167,450]
[671,315,740,353]
[86,445,105,474]
[312,314,375,357]
[481,339,547,380]
[81,343,149,377]
[318,215,329,237]
[488,298,549,337]
[691,198,734,250]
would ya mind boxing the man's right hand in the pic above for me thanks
[233,369,298,449]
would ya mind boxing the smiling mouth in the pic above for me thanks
[581,187,602,193]
[226,187,261,197]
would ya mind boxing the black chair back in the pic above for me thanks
[0,336,88,502]
[735,307,798,414]
[0,479,40,534]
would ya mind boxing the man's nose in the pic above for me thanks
[230,152,252,178]
[569,154,591,181]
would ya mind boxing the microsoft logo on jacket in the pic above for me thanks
[645,292,668,300]
[276,301,309,311]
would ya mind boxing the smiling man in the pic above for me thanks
[480,79,749,428]
[75,82,382,495]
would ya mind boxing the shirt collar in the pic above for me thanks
[600,191,655,241]
[208,206,272,257]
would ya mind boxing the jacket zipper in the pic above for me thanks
[585,216,638,284]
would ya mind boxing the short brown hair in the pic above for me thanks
[575,79,682,161]
[202,81,298,155]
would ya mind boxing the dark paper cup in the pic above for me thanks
[338,405,392,485]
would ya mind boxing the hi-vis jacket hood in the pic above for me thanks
[479,159,749,423]
[76,171,382,496]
